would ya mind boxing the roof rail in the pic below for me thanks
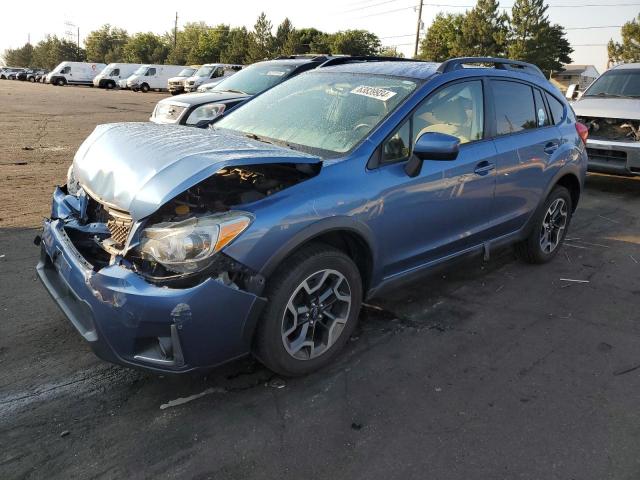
[319,56,420,68]
[274,55,331,61]
[437,57,546,79]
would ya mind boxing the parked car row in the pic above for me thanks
[0,67,49,81]
[2,61,246,93]
[36,55,592,377]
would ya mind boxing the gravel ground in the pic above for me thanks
[1,80,640,480]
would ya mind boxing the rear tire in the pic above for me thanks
[515,185,572,264]
[29,77,35,83]
[255,244,362,376]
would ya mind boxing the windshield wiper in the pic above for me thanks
[587,92,624,98]
[244,133,272,144]
[221,88,248,95]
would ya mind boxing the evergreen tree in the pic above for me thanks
[247,13,274,62]
[508,0,572,72]
[417,13,464,61]
[459,0,509,57]
[608,14,640,64]
[275,18,294,55]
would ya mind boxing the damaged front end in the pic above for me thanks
[577,116,640,176]
[37,160,318,372]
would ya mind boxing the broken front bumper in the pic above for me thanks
[36,217,266,373]
[586,138,640,176]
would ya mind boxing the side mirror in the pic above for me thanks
[404,132,460,177]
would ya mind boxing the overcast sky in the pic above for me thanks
[2,0,635,73]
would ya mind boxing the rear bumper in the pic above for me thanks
[37,215,266,373]
[586,138,640,176]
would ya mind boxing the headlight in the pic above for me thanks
[185,103,226,125]
[138,211,252,273]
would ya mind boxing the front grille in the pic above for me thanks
[106,210,133,246]
[85,195,132,247]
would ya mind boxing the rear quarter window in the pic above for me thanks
[491,80,536,136]
[546,93,566,125]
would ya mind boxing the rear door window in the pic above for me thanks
[491,80,536,135]
[545,93,565,125]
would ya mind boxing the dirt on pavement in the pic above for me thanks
[0,81,166,228]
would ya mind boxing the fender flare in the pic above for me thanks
[258,215,379,282]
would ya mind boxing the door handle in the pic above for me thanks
[474,162,495,176]
[544,142,559,155]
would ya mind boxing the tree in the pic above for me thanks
[166,22,208,65]
[123,32,169,64]
[2,43,33,67]
[379,46,404,57]
[221,27,250,64]
[275,18,294,55]
[608,14,640,64]
[459,0,509,57]
[508,0,572,72]
[417,13,464,61]
[247,12,274,62]
[193,24,231,63]
[330,30,381,56]
[84,25,129,63]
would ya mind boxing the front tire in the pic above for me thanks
[140,83,150,93]
[255,244,362,376]
[516,185,572,264]
[56,78,66,86]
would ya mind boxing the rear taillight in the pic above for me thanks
[575,122,589,145]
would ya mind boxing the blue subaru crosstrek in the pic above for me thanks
[37,57,589,376]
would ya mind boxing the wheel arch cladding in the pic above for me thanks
[556,173,581,212]
[263,228,374,298]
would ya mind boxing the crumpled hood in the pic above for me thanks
[73,122,320,221]
[573,97,640,120]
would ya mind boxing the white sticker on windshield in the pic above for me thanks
[350,85,397,101]
[266,71,286,76]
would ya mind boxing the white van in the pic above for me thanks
[126,65,187,92]
[183,64,243,92]
[46,61,107,86]
[93,63,143,89]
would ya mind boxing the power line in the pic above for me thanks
[340,0,400,13]
[356,1,640,16]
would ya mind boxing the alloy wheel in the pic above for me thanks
[539,198,567,253]
[281,269,352,360]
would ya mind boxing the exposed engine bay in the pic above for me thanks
[147,163,317,222]
[66,163,318,288]
[577,116,640,142]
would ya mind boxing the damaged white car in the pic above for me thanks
[573,63,640,176]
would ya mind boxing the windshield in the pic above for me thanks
[584,69,640,98]
[213,63,296,96]
[216,71,417,155]
[195,65,216,77]
[178,68,195,77]
[133,66,148,76]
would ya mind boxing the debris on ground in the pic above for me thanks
[266,378,286,389]
[59,430,70,438]
[159,387,226,410]
[560,278,590,283]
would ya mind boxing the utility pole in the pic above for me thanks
[414,1,423,58]
[174,12,178,48]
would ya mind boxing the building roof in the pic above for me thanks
[558,64,599,76]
